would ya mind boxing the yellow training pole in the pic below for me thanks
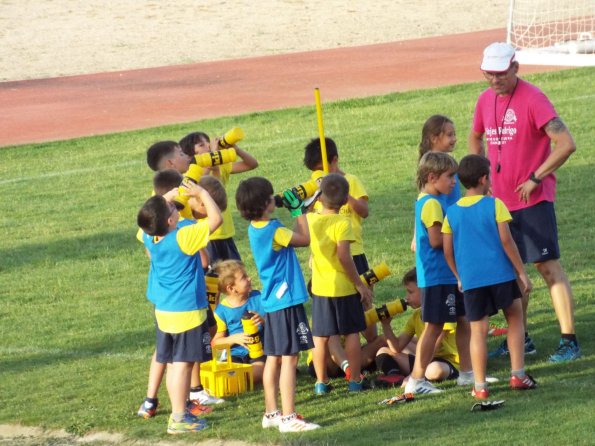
[314,88,329,173]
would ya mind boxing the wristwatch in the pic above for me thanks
[529,172,542,184]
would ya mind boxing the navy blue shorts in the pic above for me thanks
[463,279,521,322]
[510,201,560,264]
[353,254,370,275]
[231,354,266,364]
[421,284,465,324]
[311,293,367,337]
[155,319,211,363]
[206,237,242,263]
[263,304,314,356]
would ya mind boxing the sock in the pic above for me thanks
[561,333,578,344]
[281,412,296,423]
[172,412,186,422]
[474,381,488,390]
[265,410,280,418]
[511,368,525,378]
[459,370,473,379]
[144,397,158,407]
[340,360,349,372]
[190,385,203,393]
[375,353,401,375]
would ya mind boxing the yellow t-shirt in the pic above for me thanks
[418,192,445,228]
[307,212,356,297]
[210,163,234,240]
[442,195,512,233]
[313,172,367,255]
[250,220,293,250]
[153,222,210,333]
[404,308,459,368]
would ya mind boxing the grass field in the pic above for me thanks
[0,67,594,445]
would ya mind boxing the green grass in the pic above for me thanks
[1,67,594,445]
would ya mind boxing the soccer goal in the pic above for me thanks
[507,0,595,66]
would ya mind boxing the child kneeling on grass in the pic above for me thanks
[442,154,536,400]
[212,259,266,384]
[137,182,222,434]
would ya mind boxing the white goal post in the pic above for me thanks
[507,0,595,66]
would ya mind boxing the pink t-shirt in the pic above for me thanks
[472,78,558,211]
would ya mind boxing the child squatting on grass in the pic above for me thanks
[137,181,222,434]
[442,154,537,399]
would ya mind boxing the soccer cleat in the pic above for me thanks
[488,336,536,358]
[137,398,158,419]
[348,379,370,392]
[189,389,224,405]
[375,374,405,387]
[262,410,282,429]
[471,387,489,400]
[186,399,213,416]
[314,381,332,395]
[167,413,208,434]
[509,374,537,390]
[488,325,508,337]
[404,378,443,395]
[548,339,582,363]
[278,413,320,433]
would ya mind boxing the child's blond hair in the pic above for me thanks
[416,151,458,191]
[213,259,246,294]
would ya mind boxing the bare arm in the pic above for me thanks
[288,214,310,247]
[427,223,443,249]
[497,221,532,295]
[337,240,373,306]
[183,182,222,234]
[212,330,250,349]
[347,195,369,218]
[231,146,259,174]
[468,130,485,156]
[380,319,413,354]
[442,232,462,291]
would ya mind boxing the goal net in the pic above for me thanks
[507,0,595,66]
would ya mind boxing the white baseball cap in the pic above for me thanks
[481,42,516,72]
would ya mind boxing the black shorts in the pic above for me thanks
[155,319,211,363]
[263,304,314,356]
[206,238,242,263]
[463,279,521,322]
[421,284,465,324]
[352,254,370,275]
[510,201,560,264]
[206,306,216,328]
[311,293,367,337]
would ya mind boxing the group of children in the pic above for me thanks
[135,115,537,435]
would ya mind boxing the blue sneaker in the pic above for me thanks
[314,381,331,395]
[167,413,208,434]
[348,377,372,392]
[549,339,581,362]
[488,336,536,358]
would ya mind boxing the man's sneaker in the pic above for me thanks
[278,413,320,433]
[488,337,536,358]
[404,378,443,395]
[348,378,371,392]
[472,387,489,400]
[262,410,281,429]
[137,399,158,419]
[186,400,213,416]
[314,381,332,395]
[456,373,500,386]
[510,374,537,390]
[167,413,208,434]
[549,339,582,363]
[189,389,224,405]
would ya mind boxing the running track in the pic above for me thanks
[0,29,560,147]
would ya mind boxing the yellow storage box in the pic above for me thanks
[199,345,254,398]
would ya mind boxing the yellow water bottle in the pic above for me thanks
[195,148,237,167]
[274,178,319,207]
[218,127,244,148]
[205,270,219,312]
[364,299,407,327]
[241,311,264,359]
[360,262,391,287]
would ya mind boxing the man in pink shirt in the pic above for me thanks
[468,42,580,363]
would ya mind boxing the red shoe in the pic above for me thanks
[187,399,213,416]
[472,387,489,400]
[488,325,508,337]
[510,374,537,390]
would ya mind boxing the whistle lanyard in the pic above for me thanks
[493,81,518,173]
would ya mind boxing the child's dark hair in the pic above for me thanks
[153,169,183,196]
[457,155,490,189]
[236,176,274,221]
[416,152,458,190]
[304,137,338,170]
[401,267,417,286]
[320,173,349,210]
[198,175,228,212]
[137,195,172,237]
[179,132,210,158]
[146,141,180,171]
[213,259,246,294]
[419,115,454,160]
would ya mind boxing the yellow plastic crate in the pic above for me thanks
[200,345,254,398]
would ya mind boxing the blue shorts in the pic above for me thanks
[510,201,560,263]
[421,284,465,324]
[155,319,211,363]
[311,293,367,337]
[231,354,266,364]
[463,279,521,322]
[206,238,241,263]
[263,304,314,356]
